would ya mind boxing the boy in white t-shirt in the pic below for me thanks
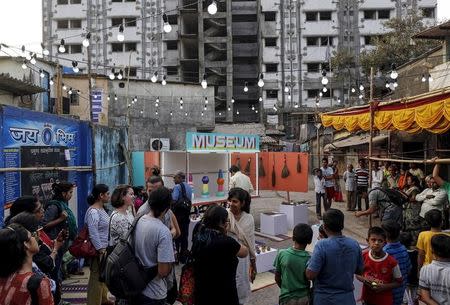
[314,168,326,220]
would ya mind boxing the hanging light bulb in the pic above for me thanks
[359,84,364,91]
[316,101,320,107]
[117,24,125,42]
[259,96,263,102]
[421,74,427,82]
[72,61,79,73]
[170,111,173,116]
[273,105,277,111]
[201,111,204,116]
[162,75,167,85]
[156,97,160,106]
[114,94,118,101]
[322,86,328,93]
[155,110,159,115]
[359,94,363,99]
[236,110,240,115]
[389,82,395,90]
[337,98,341,104]
[83,32,91,47]
[39,70,45,78]
[117,70,123,80]
[21,60,27,69]
[62,83,67,91]
[219,112,222,116]
[393,81,398,88]
[284,85,290,93]
[49,77,54,86]
[390,63,398,80]
[140,110,144,114]
[163,14,172,33]
[179,97,183,105]
[428,73,433,82]
[385,81,390,88]
[294,103,299,108]
[151,71,158,83]
[204,105,207,110]
[25,52,32,61]
[185,112,188,116]
[58,39,66,53]
[251,105,255,111]
[30,54,36,65]
[41,43,49,56]
[257,73,264,87]
[319,92,323,97]
[107,95,110,101]
[255,110,258,113]
[231,97,235,104]
[201,74,207,89]
[351,87,356,93]
[288,94,292,100]
[68,88,73,95]
[228,106,231,111]
[109,68,115,80]
[243,82,248,92]
[204,97,208,104]
[133,96,138,103]
[321,70,329,85]
[207,0,218,15]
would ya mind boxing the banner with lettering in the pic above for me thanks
[186,132,260,152]
[0,105,92,226]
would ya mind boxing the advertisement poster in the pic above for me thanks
[0,106,92,226]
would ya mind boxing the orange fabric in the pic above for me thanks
[144,151,160,181]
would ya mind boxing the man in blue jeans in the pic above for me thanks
[172,171,193,264]
[306,209,364,305]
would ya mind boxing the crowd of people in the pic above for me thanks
[1,159,449,305]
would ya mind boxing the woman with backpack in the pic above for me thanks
[0,223,54,305]
[85,184,114,305]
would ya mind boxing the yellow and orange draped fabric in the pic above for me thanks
[320,93,450,134]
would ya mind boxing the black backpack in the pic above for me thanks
[371,187,409,207]
[172,183,192,217]
[104,214,158,299]
[27,274,43,305]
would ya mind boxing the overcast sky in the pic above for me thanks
[0,0,449,54]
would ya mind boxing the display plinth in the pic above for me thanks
[279,204,309,229]
[260,212,287,236]
[188,217,201,250]
[255,248,277,273]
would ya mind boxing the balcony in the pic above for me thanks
[232,22,258,36]
[231,1,257,15]
[233,43,258,57]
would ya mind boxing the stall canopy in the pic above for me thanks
[323,134,388,152]
[320,89,450,134]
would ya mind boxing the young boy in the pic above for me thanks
[274,223,313,305]
[357,226,403,305]
[314,168,326,220]
[417,209,447,271]
[343,164,356,211]
[399,232,419,305]
[381,221,411,305]
[419,234,450,304]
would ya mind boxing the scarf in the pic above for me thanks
[227,210,256,259]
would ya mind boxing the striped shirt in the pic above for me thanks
[355,167,369,187]
[384,242,411,305]
[85,207,110,250]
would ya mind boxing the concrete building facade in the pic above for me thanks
[43,0,437,125]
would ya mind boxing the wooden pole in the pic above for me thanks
[56,64,62,114]
[368,67,374,228]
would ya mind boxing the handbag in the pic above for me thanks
[177,255,195,305]
[68,225,97,258]
[99,212,119,282]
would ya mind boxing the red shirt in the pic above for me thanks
[361,250,402,305]
[0,272,54,305]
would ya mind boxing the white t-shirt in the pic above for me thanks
[320,166,335,188]
[419,260,450,304]
[314,176,326,194]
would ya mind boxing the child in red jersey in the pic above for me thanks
[357,226,403,305]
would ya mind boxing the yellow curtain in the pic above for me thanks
[320,97,450,134]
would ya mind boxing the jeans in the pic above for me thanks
[316,192,326,216]
[130,295,166,305]
[175,215,190,261]
[356,186,368,211]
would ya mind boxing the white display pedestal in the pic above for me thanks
[188,218,201,250]
[260,212,288,236]
[279,204,309,229]
[255,248,277,273]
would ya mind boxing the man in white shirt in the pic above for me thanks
[371,161,384,189]
[416,176,448,219]
[320,158,335,211]
[229,165,254,194]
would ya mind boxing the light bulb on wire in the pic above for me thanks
[58,39,66,53]
[41,43,49,56]
[204,97,208,104]
[151,71,158,83]
[117,24,125,42]
[62,83,67,91]
[421,74,427,82]
[162,14,172,33]
[155,97,160,107]
[390,63,398,80]
[294,103,299,108]
[49,77,54,86]
[68,88,73,95]
[243,82,248,92]
[231,97,235,104]
[109,68,115,80]
[385,81,390,88]
[83,32,91,47]
[21,60,27,69]
[259,97,263,102]
[351,87,356,93]
[284,86,290,93]
[321,70,329,85]
[72,61,79,73]
[257,73,264,87]
[39,70,45,78]
[162,75,167,86]
[393,81,398,88]
[228,106,231,111]
[207,0,218,15]
[201,74,207,89]
[114,94,118,101]
[30,54,36,65]
[359,84,364,91]
[25,52,32,61]
[428,74,433,82]
[322,86,327,93]
[117,70,123,80]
